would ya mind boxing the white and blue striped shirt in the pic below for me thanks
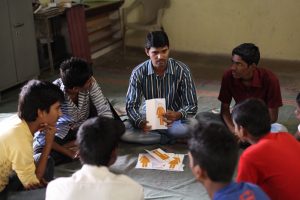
[34,77,112,149]
[126,58,198,128]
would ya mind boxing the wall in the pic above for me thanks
[123,0,300,61]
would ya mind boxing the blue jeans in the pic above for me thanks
[121,119,190,145]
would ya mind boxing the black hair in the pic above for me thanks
[145,31,169,49]
[232,98,271,137]
[60,57,93,89]
[188,122,238,182]
[296,92,300,106]
[232,43,260,65]
[18,79,64,122]
[77,117,125,166]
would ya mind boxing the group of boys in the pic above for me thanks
[0,30,300,200]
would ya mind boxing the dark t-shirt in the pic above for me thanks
[218,68,282,108]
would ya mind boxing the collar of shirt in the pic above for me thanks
[233,68,262,88]
[146,59,174,76]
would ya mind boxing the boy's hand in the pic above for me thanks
[139,120,152,132]
[163,111,182,126]
[39,123,56,146]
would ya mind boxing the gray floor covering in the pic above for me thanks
[0,47,299,199]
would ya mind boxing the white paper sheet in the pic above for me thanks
[136,148,185,171]
[146,98,167,130]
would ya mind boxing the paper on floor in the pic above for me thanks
[136,148,185,171]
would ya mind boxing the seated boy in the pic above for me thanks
[188,121,269,200]
[46,116,144,200]
[34,57,113,165]
[232,98,300,199]
[0,80,64,198]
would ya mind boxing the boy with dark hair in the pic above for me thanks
[188,121,269,200]
[0,80,64,196]
[294,92,300,141]
[232,98,300,200]
[124,31,198,144]
[218,43,285,134]
[34,57,113,165]
[46,117,144,200]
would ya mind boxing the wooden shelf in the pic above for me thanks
[84,1,124,58]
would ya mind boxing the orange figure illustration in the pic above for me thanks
[169,157,180,169]
[156,103,166,125]
[140,155,150,167]
[153,149,169,160]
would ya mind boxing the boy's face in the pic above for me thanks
[41,101,62,126]
[145,46,169,69]
[233,120,246,142]
[230,54,253,79]
[295,104,300,120]
[188,152,202,182]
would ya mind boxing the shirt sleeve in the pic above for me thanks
[218,70,233,104]
[126,70,144,128]
[178,67,198,118]
[11,138,39,187]
[89,77,113,118]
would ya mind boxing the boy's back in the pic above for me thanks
[214,182,269,200]
[237,132,300,200]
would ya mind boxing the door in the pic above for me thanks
[8,0,39,82]
[0,0,18,91]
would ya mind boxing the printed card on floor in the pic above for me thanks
[146,98,167,130]
[136,148,185,171]
[163,154,185,171]
[145,148,171,163]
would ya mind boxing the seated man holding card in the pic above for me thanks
[123,31,198,145]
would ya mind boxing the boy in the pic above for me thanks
[46,117,144,200]
[0,80,64,197]
[34,57,112,164]
[124,31,197,144]
[188,121,269,199]
[232,98,300,199]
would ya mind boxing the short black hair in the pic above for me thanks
[296,92,300,106]
[188,122,238,182]
[77,117,125,166]
[145,31,169,49]
[60,57,93,89]
[232,98,271,137]
[232,43,260,65]
[18,80,64,122]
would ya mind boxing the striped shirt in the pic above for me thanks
[126,58,198,128]
[34,77,112,149]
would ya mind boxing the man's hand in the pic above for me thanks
[24,181,45,190]
[163,110,182,126]
[139,120,152,132]
[39,123,56,146]
[66,149,80,160]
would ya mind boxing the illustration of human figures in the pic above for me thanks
[156,103,166,125]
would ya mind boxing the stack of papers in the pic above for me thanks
[136,148,185,171]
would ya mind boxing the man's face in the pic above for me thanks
[230,54,253,79]
[146,46,169,69]
[42,101,62,126]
